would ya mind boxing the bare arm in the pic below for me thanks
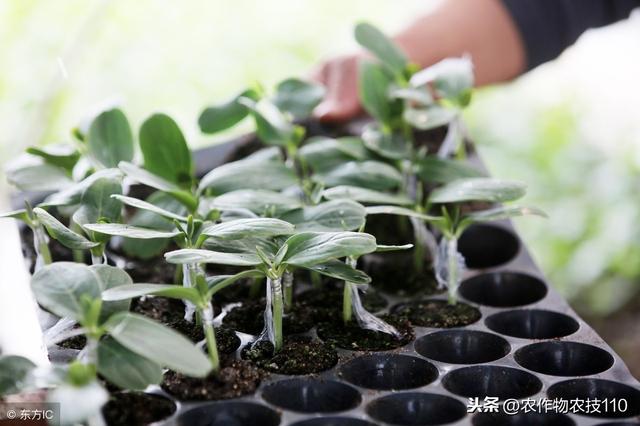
[313,0,525,122]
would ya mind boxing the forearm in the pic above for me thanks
[393,0,526,86]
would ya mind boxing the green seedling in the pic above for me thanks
[5,108,134,195]
[427,178,546,304]
[165,230,377,352]
[31,175,124,265]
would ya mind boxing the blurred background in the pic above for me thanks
[1,0,639,375]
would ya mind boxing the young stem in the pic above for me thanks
[270,276,284,352]
[33,224,52,268]
[342,282,352,324]
[446,237,459,305]
[182,263,199,322]
[90,245,105,265]
[201,303,219,373]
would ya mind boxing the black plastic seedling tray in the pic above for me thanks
[17,130,640,426]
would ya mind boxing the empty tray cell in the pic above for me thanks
[290,417,377,426]
[458,224,520,269]
[261,378,362,413]
[339,354,438,390]
[515,341,614,376]
[442,366,542,399]
[177,401,280,426]
[415,330,511,364]
[366,392,467,425]
[485,309,579,339]
[472,411,575,425]
[460,272,547,307]
[547,379,640,418]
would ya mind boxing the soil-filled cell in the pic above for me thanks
[485,309,579,339]
[459,272,547,307]
[415,330,510,364]
[261,379,361,413]
[339,354,438,390]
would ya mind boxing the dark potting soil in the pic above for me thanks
[161,359,264,401]
[120,256,176,284]
[222,299,314,336]
[102,391,176,426]
[172,321,240,354]
[363,251,441,297]
[58,334,87,350]
[132,296,185,324]
[316,315,414,351]
[242,336,338,375]
[132,296,240,352]
[20,226,77,272]
[297,286,387,322]
[392,299,481,328]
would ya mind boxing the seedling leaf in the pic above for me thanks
[430,178,527,204]
[87,108,134,168]
[103,312,211,377]
[139,113,194,186]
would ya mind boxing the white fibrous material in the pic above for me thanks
[43,316,77,346]
[253,276,281,348]
[283,270,293,300]
[435,237,466,297]
[346,257,400,337]
[410,216,438,265]
[437,115,463,159]
[182,263,200,322]
[202,302,214,326]
[32,224,49,272]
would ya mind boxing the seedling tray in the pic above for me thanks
[15,131,640,426]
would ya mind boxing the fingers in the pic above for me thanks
[311,54,363,123]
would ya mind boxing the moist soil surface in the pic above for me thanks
[132,296,185,324]
[222,299,314,335]
[363,251,442,297]
[242,336,338,375]
[392,299,481,328]
[316,315,414,351]
[58,334,87,350]
[297,286,387,322]
[119,255,176,284]
[162,359,264,401]
[102,391,176,426]
[132,295,240,352]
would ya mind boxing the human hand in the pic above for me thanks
[311,53,363,123]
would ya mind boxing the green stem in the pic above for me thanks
[70,222,86,263]
[90,245,105,265]
[201,303,219,373]
[173,264,183,285]
[342,282,352,324]
[33,224,52,265]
